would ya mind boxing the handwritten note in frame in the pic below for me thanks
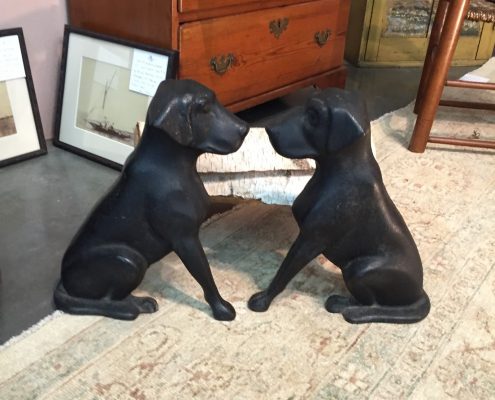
[129,49,169,97]
[0,35,26,82]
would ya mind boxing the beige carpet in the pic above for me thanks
[1,65,495,399]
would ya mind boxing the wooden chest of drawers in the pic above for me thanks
[68,0,350,111]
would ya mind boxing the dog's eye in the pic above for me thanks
[306,108,320,127]
[197,99,211,113]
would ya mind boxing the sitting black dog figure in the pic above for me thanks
[248,88,430,324]
[54,79,249,321]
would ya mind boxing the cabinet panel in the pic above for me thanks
[68,0,175,49]
[346,0,493,66]
[382,0,435,37]
[367,0,482,62]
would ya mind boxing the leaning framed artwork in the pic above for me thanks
[54,25,178,169]
[0,28,46,168]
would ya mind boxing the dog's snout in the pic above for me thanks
[194,103,250,155]
[264,106,321,159]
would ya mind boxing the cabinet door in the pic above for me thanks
[365,0,490,64]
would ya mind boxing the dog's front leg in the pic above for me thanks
[174,236,236,321]
[248,233,324,312]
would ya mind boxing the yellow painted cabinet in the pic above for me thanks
[345,0,495,66]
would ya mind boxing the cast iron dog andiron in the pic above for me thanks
[248,88,430,324]
[54,80,249,321]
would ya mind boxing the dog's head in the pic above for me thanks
[146,79,249,154]
[265,88,370,159]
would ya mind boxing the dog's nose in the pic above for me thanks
[236,120,249,138]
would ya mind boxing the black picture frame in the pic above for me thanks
[0,27,46,168]
[53,25,179,170]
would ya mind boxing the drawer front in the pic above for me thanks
[179,0,308,13]
[179,0,349,105]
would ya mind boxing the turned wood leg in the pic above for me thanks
[409,0,471,153]
[414,0,450,114]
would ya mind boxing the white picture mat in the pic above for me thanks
[59,33,152,165]
[0,78,40,162]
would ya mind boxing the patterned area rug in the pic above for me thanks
[1,66,494,399]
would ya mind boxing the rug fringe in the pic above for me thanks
[0,311,63,351]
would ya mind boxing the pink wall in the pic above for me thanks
[1,0,67,139]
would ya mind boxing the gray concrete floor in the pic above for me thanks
[0,64,473,343]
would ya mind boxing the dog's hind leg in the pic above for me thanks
[54,282,158,320]
[174,236,236,321]
[56,246,157,320]
[248,233,325,312]
[335,293,430,324]
[325,257,430,324]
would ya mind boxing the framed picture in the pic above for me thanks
[54,25,178,169]
[0,27,46,167]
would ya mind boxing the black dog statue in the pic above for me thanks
[54,80,249,321]
[248,88,430,324]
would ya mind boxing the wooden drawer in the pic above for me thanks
[179,0,348,106]
[180,0,264,13]
[179,0,310,13]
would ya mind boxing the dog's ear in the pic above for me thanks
[326,90,370,153]
[146,80,194,146]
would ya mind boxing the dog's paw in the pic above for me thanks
[324,295,355,313]
[248,291,272,312]
[211,299,236,321]
[133,296,159,314]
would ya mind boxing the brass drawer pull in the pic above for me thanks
[269,18,289,39]
[315,29,331,47]
[210,53,235,76]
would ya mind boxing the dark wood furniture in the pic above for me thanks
[67,0,350,112]
[409,0,495,152]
